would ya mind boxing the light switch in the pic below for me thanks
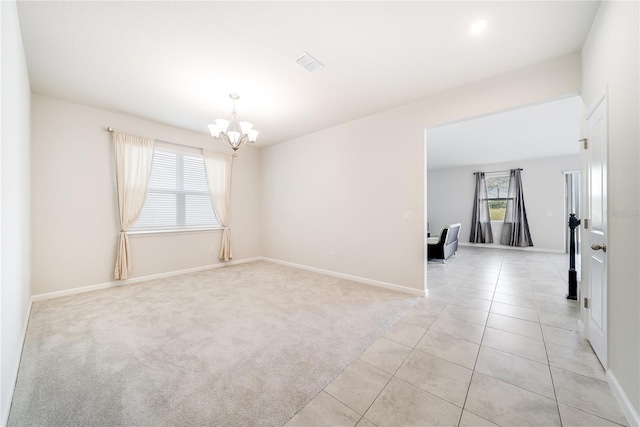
[403,212,413,221]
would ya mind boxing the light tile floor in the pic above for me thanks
[285,247,629,427]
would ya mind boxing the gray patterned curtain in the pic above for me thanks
[470,172,493,243]
[501,169,533,247]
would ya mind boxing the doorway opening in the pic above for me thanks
[424,95,582,288]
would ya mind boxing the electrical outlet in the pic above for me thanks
[403,211,413,221]
[329,248,334,256]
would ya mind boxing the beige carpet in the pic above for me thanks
[8,261,418,426]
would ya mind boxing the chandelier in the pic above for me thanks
[208,93,259,151]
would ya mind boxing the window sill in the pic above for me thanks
[127,227,223,237]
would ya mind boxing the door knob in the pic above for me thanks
[591,243,607,252]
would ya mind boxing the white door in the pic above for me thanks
[586,96,608,367]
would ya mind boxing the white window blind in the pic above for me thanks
[131,146,219,232]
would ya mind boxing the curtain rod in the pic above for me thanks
[473,168,523,175]
[106,126,212,152]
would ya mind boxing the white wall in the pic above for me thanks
[31,94,261,295]
[428,155,579,252]
[260,53,582,292]
[0,1,32,424]
[581,1,640,418]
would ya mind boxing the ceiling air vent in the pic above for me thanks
[294,52,324,72]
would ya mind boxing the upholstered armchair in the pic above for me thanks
[427,223,461,262]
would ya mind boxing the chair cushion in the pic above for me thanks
[426,236,440,245]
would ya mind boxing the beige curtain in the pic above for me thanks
[113,131,155,279]
[203,151,234,261]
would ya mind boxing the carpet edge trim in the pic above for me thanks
[261,257,425,297]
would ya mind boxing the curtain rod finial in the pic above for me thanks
[107,127,114,133]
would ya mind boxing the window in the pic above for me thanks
[131,145,219,232]
[485,174,510,221]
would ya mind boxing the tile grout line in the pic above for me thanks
[393,261,491,425]
[293,281,432,426]
[352,325,428,426]
[540,295,565,427]
[326,303,433,426]
[456,253,502,426]
[427,250,602,426]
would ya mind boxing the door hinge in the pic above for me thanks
[584,297,590,309]
[583,218,589,229]
[580,138,588,149]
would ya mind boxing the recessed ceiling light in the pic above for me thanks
[470,20,488,35]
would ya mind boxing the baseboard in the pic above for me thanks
[2,297,33,427]
[607,369,640,427]
[459,242,565,254]
[31,255,423,302]
[31,257,262,302]
[261,257,425,297]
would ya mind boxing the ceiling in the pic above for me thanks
[427,96,581,170]
[16,1,599,146]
